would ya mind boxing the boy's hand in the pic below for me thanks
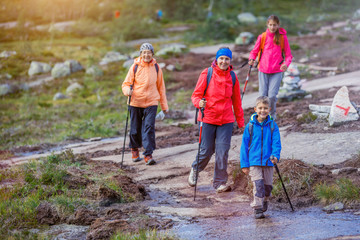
[242,168,250,175]
[270,156,278,164]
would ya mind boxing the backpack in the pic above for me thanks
[257,32,285,68]
[195,67,237,124]
[247,120,275,153]
[134,63,159,76]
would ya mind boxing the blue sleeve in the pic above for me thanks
[240,123,251,168]
[271,122,282,161]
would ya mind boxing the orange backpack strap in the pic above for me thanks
[257,32,266,67]
[280,35,285,61]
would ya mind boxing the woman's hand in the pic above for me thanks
[242,168,250,175]
[128,87,133,96]
[199,99,207,108]
[280,64,288,72]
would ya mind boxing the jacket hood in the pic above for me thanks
[266,27,287,35]
[211,59,233,72]
[134,56,157,66]
[250,113,273,125]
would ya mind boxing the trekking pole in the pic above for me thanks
[271,156,295,211]
[241,65,252,100]
[194,98,205,201]
[121,85,133,169]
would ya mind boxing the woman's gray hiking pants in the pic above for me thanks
[191,122,233,189]
[258,71,283,120]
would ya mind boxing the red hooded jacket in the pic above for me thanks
[192,63,245,128]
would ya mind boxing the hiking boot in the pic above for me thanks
[144,155,156,165]
[216,184,231,193]
[131,148,142,162]
[254,208,265,219]
[263,201,269,212]
[188,168,198,187]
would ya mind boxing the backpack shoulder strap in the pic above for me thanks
[133,64,138,75]
[230,71,236,88]
[248,123,254,152]
[257,32,267,67]
[203,67,213,97]
[280,35,284,53]
[155,63,159,75]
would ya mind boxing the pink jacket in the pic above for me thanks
[249,28,293,74]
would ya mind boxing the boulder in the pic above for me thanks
[99,51,128,65]
[156,44,187,56]
[51,63,71,78]
[122,59,134,69]
[235,32,254,45]
[158,62,166,69]
[353,8,360,19]
[0,50,16,58]
[28,61,52,76]
[237,12,257,24]
[66,82,83,94]
[64,60,84,73]
[283,75,301,84]
[86,65,103,77]
[166,64,176,71]
[309,104,331,113]
[0,83,19,96]
[130,51,139,58]
[53,92,68,100]
[284,63,300,76]
[328,86,359,126]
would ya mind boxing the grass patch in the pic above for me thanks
[297,112,318,123]
[315,178,360,204]
[111,229,180,240]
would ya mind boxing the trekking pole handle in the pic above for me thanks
[200,98,205,119]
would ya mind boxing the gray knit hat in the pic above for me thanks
[140,43,154,54]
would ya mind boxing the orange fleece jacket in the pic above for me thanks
[122,57,168,111]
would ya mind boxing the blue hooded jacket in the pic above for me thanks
[240,113,281,168]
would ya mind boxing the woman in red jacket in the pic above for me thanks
[188,47,245,193]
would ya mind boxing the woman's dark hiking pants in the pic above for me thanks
[191,122,233,189]
[129,105,157,156]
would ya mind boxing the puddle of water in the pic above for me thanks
[172,207,360,240]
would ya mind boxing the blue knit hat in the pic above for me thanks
[216,48,232,60]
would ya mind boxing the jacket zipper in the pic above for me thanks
[261,125,263,166]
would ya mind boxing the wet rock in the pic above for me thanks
[100,51,128,65]
[235,32,254,45]
[65,60,84,73]
[53,92,68,100]
[36,202,61,225]
[86,65,103,77]
[42,224,88,240]
[87,218,133,240]
[0,50,16,58]
[28,61,52,76]
[329,86,359,126]
[331,167,358,175]
[52,63,71,78]
[67,208,99,225]
[237,12,257,24]
[323,202,344,212]
[66,82,83,95]
[354,211,360,215]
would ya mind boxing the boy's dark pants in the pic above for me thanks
[129,105,157,156]
[249,166,274,209]
[191,122,233,189]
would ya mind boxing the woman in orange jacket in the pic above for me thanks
[188,47,245,192]
[122,43,168,165]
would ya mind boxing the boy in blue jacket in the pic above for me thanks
[240,96,281,219]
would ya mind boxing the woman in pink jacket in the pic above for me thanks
[248,15,293,120]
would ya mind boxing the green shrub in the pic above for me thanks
[315,178,360,204]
